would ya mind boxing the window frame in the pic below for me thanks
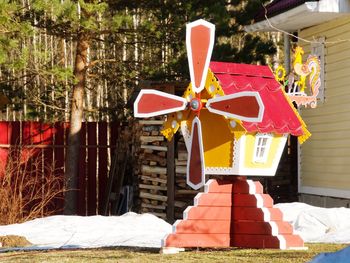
[253,133,273,164]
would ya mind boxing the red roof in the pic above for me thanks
[209,61,304,136]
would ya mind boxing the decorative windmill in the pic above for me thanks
[134,19,310,251]
[134,19,264,190]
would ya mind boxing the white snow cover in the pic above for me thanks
[0,202,350,251]
[275,202,350,244]
[0,212,171,250]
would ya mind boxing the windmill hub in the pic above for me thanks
[189,98,203,112]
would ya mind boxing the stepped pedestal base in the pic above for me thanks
[162,177,304,250]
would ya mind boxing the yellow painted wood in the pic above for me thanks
[243,133,284,169]
[302,148,350,158]
[303,177,350,190]
[298,17,350,191]
[300,17,350,39]
[200,110,234,168]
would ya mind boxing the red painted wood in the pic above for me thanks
[195,193,273,207]
[163,179,304,249]
[31,122,42,144]
[206,179,263,194]
[210,61,274,78]
[0,121,9,144]
[232,234,281,249]
[21,122,32,164]
[188,118,204,188]
[185,205,280,222]
[235,221,292,235]
[10,122,20,145]
[41,123,54,145]
[0,121,118,215]
[9,122,21,179]
[0,122,10,177]
[87,122,97,215]
[175,219,230,234]
[186,206,232,220]
[22,121,32,145]
[98,122,108,214]
[54,122,65,212]
[166,232,301,249]
[41,123,55,214]
[190,25,211,89]
[175,220,292,235]
[165,233,230,248]
[283,234,304,248]
[135,90,186,117]
[208,95,261,118]
[77,122,87,216]
[137,92,185,115]
[209,61,305,136]
[233,180,263,194]
[232,207,283,221]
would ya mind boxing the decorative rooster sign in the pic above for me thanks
[134,19,264,190]
[274,46,321,108]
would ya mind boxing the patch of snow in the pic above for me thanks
[0,212,172,251]
[275,202,350,244]
[1,202,350,252]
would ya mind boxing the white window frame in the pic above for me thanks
[311,37,325,103]
[253,133,273,163]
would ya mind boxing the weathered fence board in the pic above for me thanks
[0,121,119,216]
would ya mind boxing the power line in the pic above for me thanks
[260,2,350,45]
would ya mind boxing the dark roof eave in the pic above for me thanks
[254,0,319,22]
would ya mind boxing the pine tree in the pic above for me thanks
[0,0,277,214]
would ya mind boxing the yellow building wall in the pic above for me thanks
[243,133,285,169]
[299,16,350,191]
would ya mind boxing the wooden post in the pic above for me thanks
[284,33,291,75]
[166,86,175,223]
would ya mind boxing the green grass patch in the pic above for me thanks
[0,243,347,263]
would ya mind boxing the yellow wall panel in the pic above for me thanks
[298,16,350,192]
[243,134,284,169]
[200,110,234,168]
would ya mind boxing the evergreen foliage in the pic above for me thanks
[0,0,276,121]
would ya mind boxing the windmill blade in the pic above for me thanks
[206,91,265,122]
[134,89,187,118]
[186,116,205,190]
[186,19,215,94]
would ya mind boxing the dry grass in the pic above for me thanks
[0,243,347,263]
[0,235,31,248]
[0,147,65,225]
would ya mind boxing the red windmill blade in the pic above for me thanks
[134,89,187,118]
[186,117,205,190]
[186,19,215,94]
[206,91,265,122]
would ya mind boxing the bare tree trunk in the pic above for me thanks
[64,31,89,215]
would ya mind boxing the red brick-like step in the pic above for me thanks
[205,179,264,194]
[163,178,305,250]
[184,206,283,221]
[173,219,293,235]
[194,193,273,207]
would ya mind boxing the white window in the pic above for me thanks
[253,133,273,163]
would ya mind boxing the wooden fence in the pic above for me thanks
[0,121,120,216]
